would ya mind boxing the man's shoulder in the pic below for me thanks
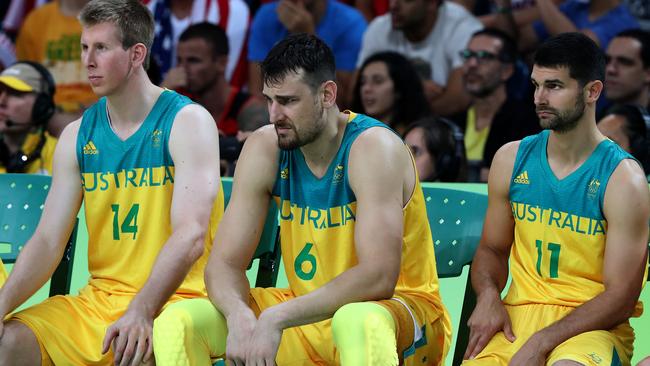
[435,1,483,37]
[364,15,403,48]
[366,14,393,35]
[438,1,481,23]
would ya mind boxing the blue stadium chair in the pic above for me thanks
[422,183,488,366]
[0,173,78,296]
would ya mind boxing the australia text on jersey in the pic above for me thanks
[511,201,606,236]
[81,166,175,192]
[278,199,357,230]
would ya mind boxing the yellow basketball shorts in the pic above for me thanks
[462,303,634,366]
[0,258,7,286]
[153,288,449,366]
[9,284,189,365]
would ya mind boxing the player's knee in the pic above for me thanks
[551,360,585,366]
[332,303,372,335]
[153,303,194,346]
[0,321,40,364]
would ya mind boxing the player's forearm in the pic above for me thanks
[206,260,253,319]
[129,225,206,317]
[265,264,397,330]
[0,234,64,316]
[470,245,510,299]
[532,288,640,354]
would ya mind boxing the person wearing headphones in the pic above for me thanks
[0,61,57,175]
[404,117,468,182]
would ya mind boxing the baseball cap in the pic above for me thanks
[0,62,46,94]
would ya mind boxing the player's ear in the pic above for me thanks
[131,43,148,68]
[321,80,337,108]
[584,79,603,104]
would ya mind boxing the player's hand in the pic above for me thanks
[160,66,188,90]
[276,0,315,34]
[102,307,154,366]
[246,309,282,366]
[225,309,257,366]
[464,290,515,360]
[509,334,547,366]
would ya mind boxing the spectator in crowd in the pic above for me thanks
[351,51,430,135]
[450,28,539,182]
[598,104,650,180]
[15,0,94,137]
[247,0,367,106]
[464,32,649,366]
[146,0,250,88]
[605,29,650,109]
[162,22,268,176]
[489,0,639,52]
[357,0,483,116]
[162,22,267,138]
[0,61,57,175]
[404,117,468,182]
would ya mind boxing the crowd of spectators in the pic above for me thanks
[0,0,648,181]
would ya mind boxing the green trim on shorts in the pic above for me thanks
[610,347,622,366]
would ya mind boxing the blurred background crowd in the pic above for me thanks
[0,0,648,182]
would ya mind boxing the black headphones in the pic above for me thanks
[13,61,57,126]
[0,61,55,172]
[435,117,465,182]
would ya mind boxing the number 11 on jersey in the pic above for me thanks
[535,240,561,278]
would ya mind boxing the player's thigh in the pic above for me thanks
[547,325,633,366]
[0,320,43,366]
[9,289,118,365]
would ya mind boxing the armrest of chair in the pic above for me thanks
[49,218,79,296]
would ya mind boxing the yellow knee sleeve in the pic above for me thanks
[153,298,227,366]
[332,302,399,366]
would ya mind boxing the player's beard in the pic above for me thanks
[276,101,325,150]
[537,92,585,134]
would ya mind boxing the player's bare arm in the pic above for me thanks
[509,159,650,365]
[465,141,519,360]
[244,127,410,364]
[0,120,83,336]
[102,104,220,366]
[205,125,279,364]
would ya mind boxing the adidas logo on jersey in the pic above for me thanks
[83,141,99,155]
[513,171,530,184]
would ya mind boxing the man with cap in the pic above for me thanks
[0,61,57,175]
[0,61,57,288]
